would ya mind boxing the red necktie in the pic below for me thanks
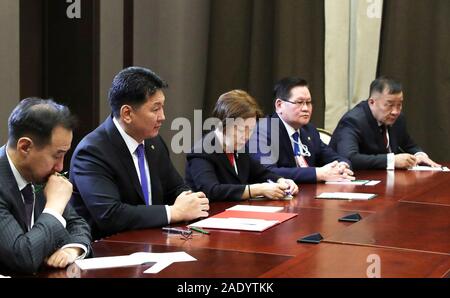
[226,153,235,167]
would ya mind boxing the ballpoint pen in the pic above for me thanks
[189,226,210,235]
[267,179,292,196]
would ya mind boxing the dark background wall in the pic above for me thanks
[1,0,449,173]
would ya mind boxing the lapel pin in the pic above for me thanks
[151,145,155,150]
[307,137,311,141]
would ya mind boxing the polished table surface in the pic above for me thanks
[37,164,450,278]
[38,241,291,278]
[326,202,450,254]
[261,243,450,278]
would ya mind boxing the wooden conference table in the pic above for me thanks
[40,165,450,278]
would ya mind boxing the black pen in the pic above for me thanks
[398,146,406,153]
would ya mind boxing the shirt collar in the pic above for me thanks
[113,117,144,155]
[5,149,30,191]
[214,128,234,153]
[278,114,299,138]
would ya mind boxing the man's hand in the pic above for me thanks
[46,247,81,269]
[257,183,288,200]
[170,191,209,223]
[394,153,417,169]
[44,174,73,215]
[415,153,441,168]
[277,178,299,195]
[316,161,355,182]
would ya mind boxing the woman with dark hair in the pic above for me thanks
[185,90,298,201]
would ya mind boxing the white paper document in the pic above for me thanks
[325,180,381,186]
[75,251,196,274]
[408,166,450,172]
[188,217,279,232]
[226,205,284,213]
[316,192,377,200]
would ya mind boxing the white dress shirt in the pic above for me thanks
[378,122,427,170]
[113,117,171,222]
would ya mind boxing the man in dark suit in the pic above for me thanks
[0,98,91,275]
[329,77,440,170]
[70,67,209,239]
[249,77,354,183]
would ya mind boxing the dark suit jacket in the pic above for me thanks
[0,146,91,275]
[329,100,422,170]
[70,116,189,239]
[185,132,281,201]
[248,113,350,183]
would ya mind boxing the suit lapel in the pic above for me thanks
[362,101,387,152]
[219,152,241,181]
[0,146,28,232]
[236,154,249,183]
[208,133,241,180]
[34,190,46,220]
[104,117,146,204]
[273,114,297,167]
[299,127,315,165]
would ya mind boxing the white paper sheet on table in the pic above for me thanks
[189,217,279,232]
[226,205,284,213]
[75,251,196,274]
[325,180,381,186]
[408,166,449,172]
[316,192,377,200]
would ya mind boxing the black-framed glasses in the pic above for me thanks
[281,99,312,108]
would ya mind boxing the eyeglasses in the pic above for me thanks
[282,99,312,108]
[162,227,193,241]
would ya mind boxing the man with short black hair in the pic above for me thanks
[70,67,209,239]
[329,77,440,170]
[0,98,91,274]
[249,77,354,183]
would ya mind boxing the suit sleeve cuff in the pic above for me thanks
[386,153,395,170]
[42,208,66,228]
[61,244,88,260]
[415,152,428,157]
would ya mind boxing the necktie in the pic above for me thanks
[226,153,235,167]
[380,125,389,152]
[21,183,34,230]
[292,131,301,156]
[136,144,150,205]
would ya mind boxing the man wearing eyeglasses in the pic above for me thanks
[329,77,440,170]
[249,77,354,183]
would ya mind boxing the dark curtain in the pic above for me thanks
[203,0,325,127]
[378,0,450,161]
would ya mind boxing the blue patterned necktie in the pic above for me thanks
[292,131,301,156]
[21,183,34,230]
[136,144,150,205]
